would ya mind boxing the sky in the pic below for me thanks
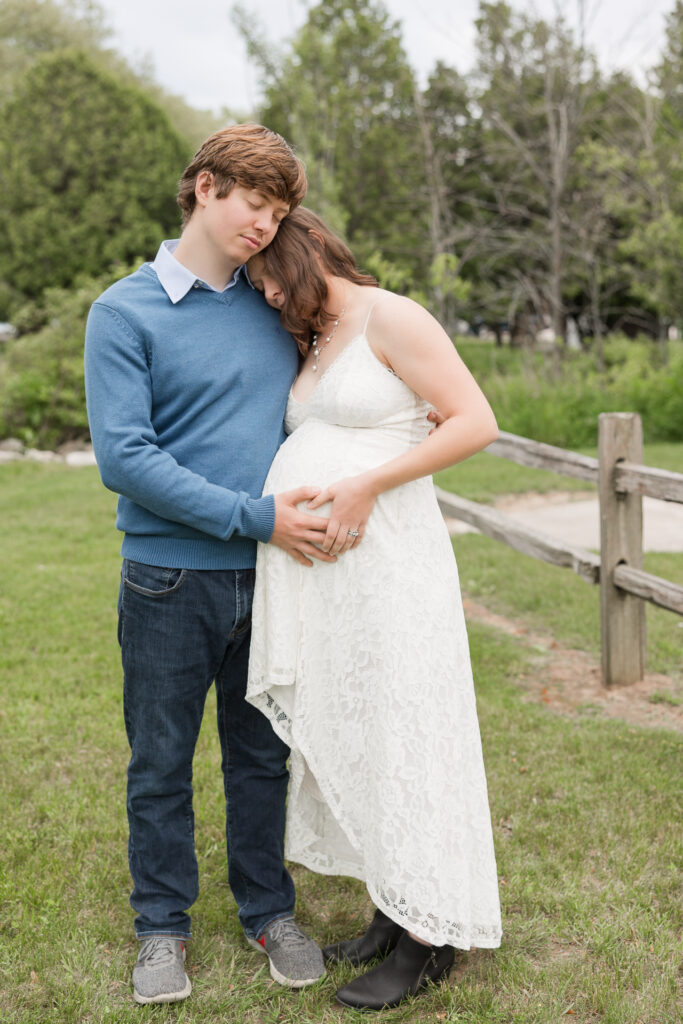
[93,0,673,113]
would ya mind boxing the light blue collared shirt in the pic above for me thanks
[151,239,253,304]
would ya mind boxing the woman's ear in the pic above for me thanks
[308,229,326,249]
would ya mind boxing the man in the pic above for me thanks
[85,124,335,1005]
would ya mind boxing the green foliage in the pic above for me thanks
[456,338,683,446]
[235,0,431,285]
[0,263,137,446]
[0,0,222,147]
[418,4,682,335]
[0,50,190,306]
[0,0,108,103]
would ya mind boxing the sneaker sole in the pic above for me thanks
[247,936,325,989]
[133,976,192,1004]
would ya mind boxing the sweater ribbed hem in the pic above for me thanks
[121,534,258,570]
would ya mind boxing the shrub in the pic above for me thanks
[456,337,683,447]
[0,264,137,447]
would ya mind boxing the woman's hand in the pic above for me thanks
[306,474,377,554]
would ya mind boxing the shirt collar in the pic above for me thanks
[151,239,253,304]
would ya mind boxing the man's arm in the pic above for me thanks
[85,301,333,561]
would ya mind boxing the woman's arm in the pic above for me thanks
[307,292,498,554]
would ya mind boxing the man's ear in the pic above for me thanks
[195,171,214,208]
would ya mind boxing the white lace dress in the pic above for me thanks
[247,330,502,950]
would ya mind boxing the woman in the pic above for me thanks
[246,208,502,1011]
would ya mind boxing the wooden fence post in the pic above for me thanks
[598,413,646,685]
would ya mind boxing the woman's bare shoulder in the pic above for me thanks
[367,289,436,333]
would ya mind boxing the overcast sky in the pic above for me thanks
[94,0,673,113]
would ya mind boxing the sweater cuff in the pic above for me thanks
[242,494,276,543]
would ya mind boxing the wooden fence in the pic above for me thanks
[436,412,683,687]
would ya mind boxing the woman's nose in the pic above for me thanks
[265,284,282,307]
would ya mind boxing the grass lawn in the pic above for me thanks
[1,463,681,1023]
[434,442,683,504]
[436,442,683,685]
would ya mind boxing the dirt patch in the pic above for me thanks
[463,597,682,732]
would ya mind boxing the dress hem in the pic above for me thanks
[248,682,503,952]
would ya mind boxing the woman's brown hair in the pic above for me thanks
[177,124,307,226]
[254,207,378,355]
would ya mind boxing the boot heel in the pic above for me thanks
[323,908,404,966]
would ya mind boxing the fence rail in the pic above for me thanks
[614,463,683,503]
[438,413,683,686]
[435,489,601,584]
[486,431,599,483]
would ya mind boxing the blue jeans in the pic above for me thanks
[117,559,295,940]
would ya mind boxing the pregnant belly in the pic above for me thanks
[263,419,414,497]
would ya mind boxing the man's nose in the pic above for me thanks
[252,208,274,233]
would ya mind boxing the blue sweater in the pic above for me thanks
[84,264,298,569]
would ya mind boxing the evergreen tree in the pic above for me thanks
[0,50,190,305]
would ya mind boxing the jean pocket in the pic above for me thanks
[122,560,188,598]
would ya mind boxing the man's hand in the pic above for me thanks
[427,408,445,434]
[270,486,337,567]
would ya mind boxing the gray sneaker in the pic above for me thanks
[248,917,325,988]
[132,936,192,1004]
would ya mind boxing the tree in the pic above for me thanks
[234,0,430,284]
[618,2,683,336]
[468,2,604,343]
[0,50,190,305]
[0,0,221,147]
[0,0,107,102]
[421,61,517,337]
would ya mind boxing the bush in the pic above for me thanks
[456,337,683,446]
[0,264,137,447]
[2,316,681,451]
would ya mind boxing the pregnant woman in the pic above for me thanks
[246,208,502,1010]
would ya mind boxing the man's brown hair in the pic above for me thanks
[177,124,307,226]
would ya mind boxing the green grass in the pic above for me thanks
[1,463,681,1023]
[451,537,683,683]
[435,440,683,684]
[435,442,683,504]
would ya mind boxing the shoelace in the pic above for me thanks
[139,937,180,967]
[267,918,310,949]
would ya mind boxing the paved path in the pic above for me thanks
[447,490,683,553]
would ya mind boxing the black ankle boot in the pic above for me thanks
[322,908,404,966]
[335,932,455,1010]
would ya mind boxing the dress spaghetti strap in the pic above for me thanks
[362,296,380,337]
